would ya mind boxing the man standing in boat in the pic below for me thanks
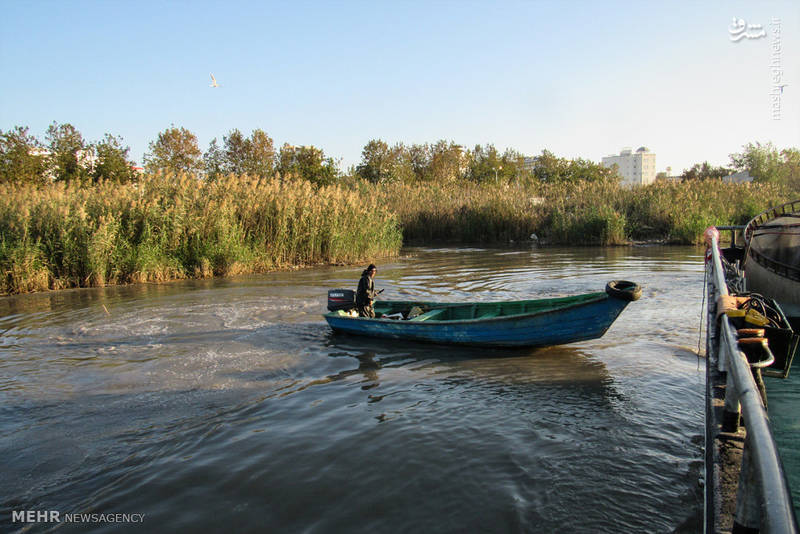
[356,264,381,318]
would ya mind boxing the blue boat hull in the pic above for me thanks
[324,294,632,348]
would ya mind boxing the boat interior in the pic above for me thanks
[346,293,609,322]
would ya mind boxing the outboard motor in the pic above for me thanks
[327,289,356,312]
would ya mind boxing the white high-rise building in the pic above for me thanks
[602,147,656,186]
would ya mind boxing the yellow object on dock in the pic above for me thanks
[717,295,749,319]
[745,308,770,327]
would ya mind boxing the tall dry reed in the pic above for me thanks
[373,179,790,245]
[0,174,402,294]
[1,174,790,295]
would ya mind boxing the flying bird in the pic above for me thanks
[210,73,220,88]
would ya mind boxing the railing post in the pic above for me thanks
[734,433,762,533]
[723,367,741,432]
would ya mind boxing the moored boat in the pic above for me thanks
[744,199,800,319]
[737,201,800,528]
[323,281,641,347]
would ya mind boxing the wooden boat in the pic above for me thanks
[323,281,641,347]
[744,199,800,319]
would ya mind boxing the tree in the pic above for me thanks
[0,126,49,184]
[356,139,398,183]
[278,144,337,185]
[499,148,526,182]
[530,149,567,183]
[91,134,135,183]
[406,143,432,181]
[245,129,275,178]
[466,144,503,183]
[565,157,617,183]
[730,142,800,186]
[680,161,730,181]
[203,138,225,180]
[783,148,800,189]
[430,140,466,182]
[221,128,275,177]
[390,144,416,183]
[223,129,249,175]
[144,126,203,175]
[46,122,90,182]
[524,149,615,184]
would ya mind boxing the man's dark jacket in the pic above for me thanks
[356,272,375,307]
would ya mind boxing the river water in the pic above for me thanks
[0,246,706,533]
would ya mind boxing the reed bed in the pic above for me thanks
[0,174,791,295]
[375,179,790,246]
[0,174,402,294]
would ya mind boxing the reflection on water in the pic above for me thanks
[0,246,705,533]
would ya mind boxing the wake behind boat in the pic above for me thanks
[323,281,641,348]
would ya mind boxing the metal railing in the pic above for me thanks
[744,200,800,242]
[707,232,798,533]
[716,225,746,248]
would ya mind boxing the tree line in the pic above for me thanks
[669,142,800,185]
[2,122,798,187]
[0,123,340,186]
[150,126,339,185]
[0,123,137,185]
[0,123,620,186]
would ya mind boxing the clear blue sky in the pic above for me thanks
[1,0,798,174]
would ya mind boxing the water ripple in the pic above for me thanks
[0,246,705,533]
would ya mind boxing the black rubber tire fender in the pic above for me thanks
[605,280,642,302]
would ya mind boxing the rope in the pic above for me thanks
[698,263,708,359]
